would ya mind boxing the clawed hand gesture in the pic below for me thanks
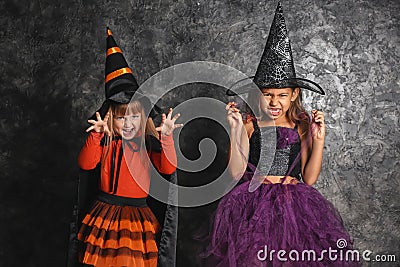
[311,109,325,141]
[226,102,243,130]
[86,112,111,136]
[155,108,183,136]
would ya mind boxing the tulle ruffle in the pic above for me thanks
[202,181,360,267]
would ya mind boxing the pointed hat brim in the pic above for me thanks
[226,76,325,96]
[88,94,162,121]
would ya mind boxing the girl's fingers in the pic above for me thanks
[315,113,324,118]
[226,102,235,110]
[86,126,94,132]
[314,114,325,123]
[88,119,96,125]
[314,114,321,119]
[159,114,165,126]
[311,110,324,124]
[227,107,239,116]
[312,110,324,116]
[228,109,241,118]
[233,114,242,121]
[172,113,180,122]
[174,123,184,129]
[227,112,234,120]
[166,108,173,120]
[95,112,101,121]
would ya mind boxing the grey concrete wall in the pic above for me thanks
[0,0,398,266]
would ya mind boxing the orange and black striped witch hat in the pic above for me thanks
[104,27,139,101]
[91,27,159,119]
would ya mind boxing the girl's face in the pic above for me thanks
[113,112,142,140]
[260,88,299,122]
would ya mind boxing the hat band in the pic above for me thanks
[105,67,133,83]
[106,47,122,56]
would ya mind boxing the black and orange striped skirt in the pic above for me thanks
[77,192,160,267]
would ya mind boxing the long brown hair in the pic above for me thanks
[101,100,159,169]
[287,88,310,138]
[246,88,310,137]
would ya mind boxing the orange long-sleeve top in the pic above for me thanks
[78,131,177,198]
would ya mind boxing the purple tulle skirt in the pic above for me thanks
[202,181,360,267]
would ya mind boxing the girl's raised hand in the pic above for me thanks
[86,112,111,136]
[156,108,183,136]
[311,109,325,141]
[226,102,243,130]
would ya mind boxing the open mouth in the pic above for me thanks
[122,128,136,136]
[268,108,281,116]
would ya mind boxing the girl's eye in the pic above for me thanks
[115,114,140,121]
[280,94,288,97]
[126,115,139,120]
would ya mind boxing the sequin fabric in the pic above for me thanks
[248,120,302,179]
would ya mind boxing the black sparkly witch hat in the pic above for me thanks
[227,2,325,96]
[90,27,160,120]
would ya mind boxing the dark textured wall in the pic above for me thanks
[1,0,399,266]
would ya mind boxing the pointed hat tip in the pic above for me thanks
[276,1,283,11]
[106,27,113,36]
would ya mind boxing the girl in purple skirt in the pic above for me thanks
[202,3,359,267]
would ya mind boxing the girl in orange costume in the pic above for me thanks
[77,28,182,267]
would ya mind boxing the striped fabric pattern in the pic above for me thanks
[78,200,160,267]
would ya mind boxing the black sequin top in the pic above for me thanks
[248,119,302,180]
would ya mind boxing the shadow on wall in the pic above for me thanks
[0,85,78,265]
